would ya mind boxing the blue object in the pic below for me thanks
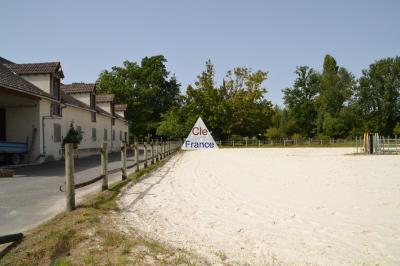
[0,141,28,154]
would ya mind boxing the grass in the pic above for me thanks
[0,153,204,266]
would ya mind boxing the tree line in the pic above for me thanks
[97,54,400,140]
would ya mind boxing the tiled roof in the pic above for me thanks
[5,62,64,78]
[0,57,14,65]
[0,63,55,100]
[60,90,93,111]
[61,83,96,93]
[96,94,115,103]
[115,104,127,111]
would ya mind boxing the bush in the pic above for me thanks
[63,122,83,148]
[265,127,283,140]
[291,133,302,140]
[394,122,400,137]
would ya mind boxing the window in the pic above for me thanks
[104,129,108,141]
[92,128,97,141]
[124,132,127,142]
[51,77,60,100]
[50,102,61,116]
[119,130,122,141]
[112,118,115,126]
[54,123,61,143]
[112,130,115,141]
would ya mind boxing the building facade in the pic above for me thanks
[0,57,129,164]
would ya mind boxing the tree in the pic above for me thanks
[317,55,355,138]
[97,55,181,138]
[224,67,273,137]
[394,122,400,136]
[283,66,319,137]
[265,127,283,140]
[355,57,400,135]
[63,122,82,148]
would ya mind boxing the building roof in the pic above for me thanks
[5,62,64,78]
[0,57,15,65]
[0,63,55,100]
[115,104,127,111]
[60,90,93,111]
[96,94,115,103]
[61,83,96,94]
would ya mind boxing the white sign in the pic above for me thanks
[181,117,219,150]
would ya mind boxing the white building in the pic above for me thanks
[0,57,129,164]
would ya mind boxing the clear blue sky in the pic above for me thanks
[1,0,399,106]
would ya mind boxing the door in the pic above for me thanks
[0,108,5,141]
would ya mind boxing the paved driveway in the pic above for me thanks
[0,150,150,235]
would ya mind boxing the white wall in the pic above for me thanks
[39,101,129,160]
[0,89,41,162]
[20,74,51,94]
[70,93,90,106]
[116,111,125,118]
[97,102,111,114]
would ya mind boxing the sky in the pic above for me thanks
[1,0,399,106]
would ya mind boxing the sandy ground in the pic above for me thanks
[119,148,400,265]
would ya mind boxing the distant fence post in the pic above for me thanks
[155,141,159,162]
[121,142,127,180]
[144,142,148,168]
[65,143,75,212]
[168,141,171,155]
[151,141,154,165]
[135,142,139,171]
[101,143,108,191]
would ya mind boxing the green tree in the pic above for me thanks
[283,66,320,137]
[157,61,273,139]
[317,55,355,138]
[394,122,400,136]
[265,127,283,140]
[355,57,400,135]
[62,122,82,148]
[97,55,181,138]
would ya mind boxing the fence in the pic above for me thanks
[63,140,181,212]
[217,138,355,147]
[356,134,400,154]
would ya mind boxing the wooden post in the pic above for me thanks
[144,142,148,168]
[65,143,75,212]
[233,139,235,147]
[155,141,159,162]
[356,136,358,154]
[101,143,108,191]
[168,141,171,155]
[151,141,154,164]
[135,143,139,171]
[245,139,248,147]
[121,142,127,180]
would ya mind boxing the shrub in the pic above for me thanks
[291,133,302,140]
[63,122,83,148]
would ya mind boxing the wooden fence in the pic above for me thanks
[63,141,181,212]
[217,138,355,147]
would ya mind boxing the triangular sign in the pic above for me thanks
[181,117,219,150]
